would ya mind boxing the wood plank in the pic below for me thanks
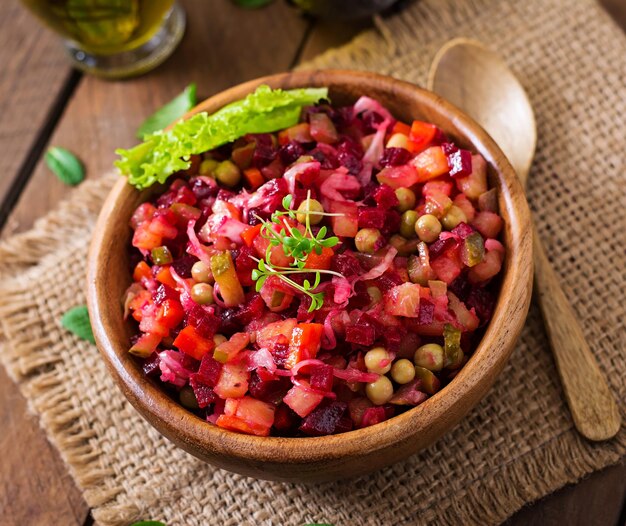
[0,0,75,227]
[506,462,626,526]
[0,3,87,525]
[4,0,309,236]
[0,367,89,526]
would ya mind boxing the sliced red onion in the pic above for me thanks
[353,96,394,122]
[358,246,398,282]
[320,167,361,202]
[332,275,353,305]
[358,118,391,185]
[158,350,191,387]
[291,376,336,399]
[321,309,341,350]
[283,161,320,194]
[333,367,379,383]
[248,347,277,374]
[290,358,327,377]
[186,220,213,268]
[212,282,229,308]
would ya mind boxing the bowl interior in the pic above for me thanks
[87,70,532,480]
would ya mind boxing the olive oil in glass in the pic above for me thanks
[21,0,185,78]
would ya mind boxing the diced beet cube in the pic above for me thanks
[429,236,459,259]
[309,364,334,392]
[299,401,348,436]
[189,176,218,200]
[171,254,197,278]
[278,141,305,165]
[383,325,406,350]
[269,335,291,368]
[296,296,314,322]
[337,137,364,175]
[449,274,471,302]
[358,312,385,340]
[331,251,362,278]
[380,147,411,167]
[181,354,200,372]
[311,145,339,169]
[248,371,290,405]
[348,281,372,309]
[361,406,387,428]
[196,354,222,387]
[273,403,300,432]
[373,184,399,210]
[334,414,354,434]
[234,293,266,326]
[187,305,220,338]
[175,185,197,206]
[417,299,435,325]
[441,142,458,155]
[345,323,375,346]
[189,375,217,408]
[373,270,404,293]
[250,134,277,168]
[447,148,473,178]
[466,286,496,325]
[142,353,161,377]
[380,209,401,237]
[153,283,179,306]
[451,222,476,240]
[358,207,386,229]
[235,246,258,287]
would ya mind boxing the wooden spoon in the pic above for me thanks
[428,38,621,441]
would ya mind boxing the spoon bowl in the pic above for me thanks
[428,39,536,187]
[428,38,621,441]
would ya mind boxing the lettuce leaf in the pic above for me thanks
[115,85,328,189]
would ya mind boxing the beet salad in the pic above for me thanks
[118,86,505,437]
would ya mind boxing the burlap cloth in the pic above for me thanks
[1,0,625,524]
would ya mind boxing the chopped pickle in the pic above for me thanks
[462,232,485,267]
[389,234,420,256]
[443,323,463,368]
[271,290,286,308]
[151,245,173,265]
[414,366,441,394]
[210,251,245,307]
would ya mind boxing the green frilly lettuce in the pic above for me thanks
[115,85,328,190]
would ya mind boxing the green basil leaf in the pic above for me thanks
[130,521,167,526]
[45,146,85,186]
[61,305,95,344]
[136,84,197,139]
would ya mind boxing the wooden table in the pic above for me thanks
[0,1,624,524]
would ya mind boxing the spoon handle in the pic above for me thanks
[532,223,621,440]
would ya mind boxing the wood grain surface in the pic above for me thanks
[0,0,624,524]
[0,1,74,228]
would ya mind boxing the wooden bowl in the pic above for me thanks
[87,70,532,483]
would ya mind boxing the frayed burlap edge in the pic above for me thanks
[0,174,122,513]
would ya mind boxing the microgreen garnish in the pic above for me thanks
[250,191,346,312]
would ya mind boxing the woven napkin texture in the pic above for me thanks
[1,0,625,524]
